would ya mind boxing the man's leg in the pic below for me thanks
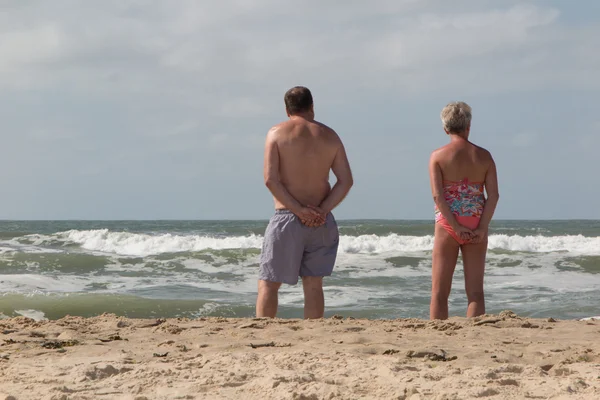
[302,276,324,319]
[257,210,303,318]
[256,280,282,318]
[299,213,339,319]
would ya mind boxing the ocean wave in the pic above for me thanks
[487,234,600,254]
[57,229,262,256]
[15,230,600,257]
[339,235,434,253]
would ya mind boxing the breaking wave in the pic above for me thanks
[12,230,600,257]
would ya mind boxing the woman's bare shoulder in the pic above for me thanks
[432,144,465,167]
[471,142,493,160]
[430,143,453,157]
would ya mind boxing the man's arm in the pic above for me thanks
[263,129,320,220]
[318,142,353,214]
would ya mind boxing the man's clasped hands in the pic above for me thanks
[294,205,327,227]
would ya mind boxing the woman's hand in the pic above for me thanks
[453,224,475,242]
[470,226,488,243]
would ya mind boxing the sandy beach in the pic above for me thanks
[0,312,598,400]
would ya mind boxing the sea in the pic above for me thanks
[0,220,599,321]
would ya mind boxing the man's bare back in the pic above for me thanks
[264,115,352,223]
[266,117,339,210]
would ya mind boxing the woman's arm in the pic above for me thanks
[429,153,470,237]
[475,156,500,236]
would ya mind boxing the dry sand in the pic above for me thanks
[0,311,599,400]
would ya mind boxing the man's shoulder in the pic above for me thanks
[267,120,292,138]
[269,120,292,131]
[311,120,341,144]
[312,119,336,132]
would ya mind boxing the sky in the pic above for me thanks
[1,0,599,220]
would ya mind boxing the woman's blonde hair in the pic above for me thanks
[441,101,472,134]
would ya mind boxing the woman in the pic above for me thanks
[429,102,499,320]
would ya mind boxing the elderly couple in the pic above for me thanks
[256,86,499,320]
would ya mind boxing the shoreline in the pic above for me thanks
[1,311,599,399]
[2,311,599,323]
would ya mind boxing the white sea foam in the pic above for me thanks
[0,274,88,293]
[487,234,600,254]
[56,230,263,256]
[14,309,47,321]
[25,230,600,257]
[196,302,224,316]
[0,240,64,255]
[339,234,434,254]
[179,257,257,275]
[0,273,155,295]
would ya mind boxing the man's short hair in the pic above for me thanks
[284,86,313,115]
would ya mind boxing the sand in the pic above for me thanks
[0,311,599,400]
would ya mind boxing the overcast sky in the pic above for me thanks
[1,1,598,220]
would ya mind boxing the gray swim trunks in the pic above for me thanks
[259,209,339,285]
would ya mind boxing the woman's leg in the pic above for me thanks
[430,223,460,320]
[460,236,488,317]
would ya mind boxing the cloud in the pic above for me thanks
[1,1,596,98]
[371,5,559,67]
[0,24,64,73]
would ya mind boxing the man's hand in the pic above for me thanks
[297,205,327,227]
[307,205,327,218]
[293,206,321,224]
[301,217,325,227]
[306,205,327,227]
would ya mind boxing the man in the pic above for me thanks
[257,86,353,319]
